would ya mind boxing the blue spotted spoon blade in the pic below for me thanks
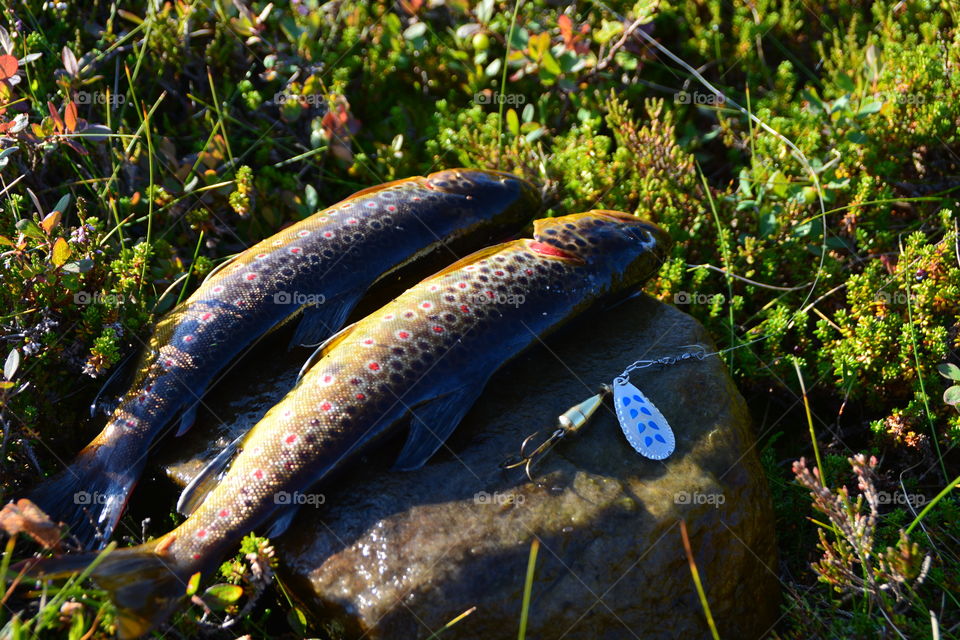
[613,380,675,460]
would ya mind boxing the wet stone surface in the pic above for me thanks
[159,295,780,639]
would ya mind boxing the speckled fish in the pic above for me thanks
[25,211,670,638]
[28,169,538,549]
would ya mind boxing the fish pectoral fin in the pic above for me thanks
[289,297,357,349]
[176,434,242,516]
[296,321,359,384]
[392,383,487,472]
[175,400,201,436]
[263,504,300,538]
[89,348,140,417]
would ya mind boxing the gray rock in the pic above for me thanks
[160,295,779,639]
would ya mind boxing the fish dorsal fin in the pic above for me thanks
[200,253,241,287]
[342,175,425,201]
[289,296,357,349]
[423,241,522,283]
[392,382,487,471]
[89,348,140,417]
[264,505,300,538]
[176,434,243,515]
[295,321,360,384]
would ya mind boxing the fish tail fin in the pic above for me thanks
[23,537,190,639]
[28,442,146,550]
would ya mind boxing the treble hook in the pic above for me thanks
[502,384,612,483]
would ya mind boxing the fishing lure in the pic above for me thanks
[505,346,713,480]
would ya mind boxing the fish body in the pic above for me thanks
[25,210,670,638]
[29,169,538,548]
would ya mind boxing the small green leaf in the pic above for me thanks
[62,258,94,274]
[944,385,960,407]
[4,349,19,381]
[287,606,308,634]
[937,363,960,381]
[15,218,44,239]
[521,103,534,123]
[202,583,243,610]
[835,73,855,93]
[186,572,201,596]
[52,193,71,214]
[506,108,519,137]
[857,99,883,116]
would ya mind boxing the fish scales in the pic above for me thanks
[24,211,670,639]
[28,169,538,549]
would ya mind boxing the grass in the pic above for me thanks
[0,0,959,638]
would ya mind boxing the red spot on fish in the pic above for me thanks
[298,230,311,237]
[421,302,432,310]
[322,375,334,385]
[486,291,494,298]
[193,553,202,560]
[365,201,376,208]
[397,330,410,339]
[458,282,467,288]
[196,529,207,539]
[526,269,534,275]
[200,312,213,321]
[404,311,415,318]
[253,469,264,480]
[363,338,374,346]
[255,253,267,260]
[369,362,380,371]
[412,196,421,201]
[218,509,230,518]
[387,205,396,212]
[285,434,298,444]
[460,305,470,313]
[324,231,334,238]
[164,358,174,367]
[356,393,365,400]
[212,286,224,293]
[429,284,439,291]
[245,273,258,281]
[125,419,136,427]
[350,378,361,385]
[495,270,504,276]
[290,247,302,254]
[321,402,332,411]
[347,218,359,224]
[183,335,194,343]
[433,325,444,333]
[384,313,395,320]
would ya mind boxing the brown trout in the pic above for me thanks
[26,210,670,638]
[28,169,538,549]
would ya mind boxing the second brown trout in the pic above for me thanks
[26,211,670,638]
[28,169,537,549]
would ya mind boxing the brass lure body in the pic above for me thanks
[27,210,671,639]
[28,169,538,549]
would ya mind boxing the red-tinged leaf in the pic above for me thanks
[47,101,64,132]
[0,499,64,550]
[40,210,62,234]
[64,139,88,155]
[558,14,573,42]
[0,54,17,81]
[31,122,44,137]
[0,120,11,133]
[0,235,14,246]
[64,101,78,132]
